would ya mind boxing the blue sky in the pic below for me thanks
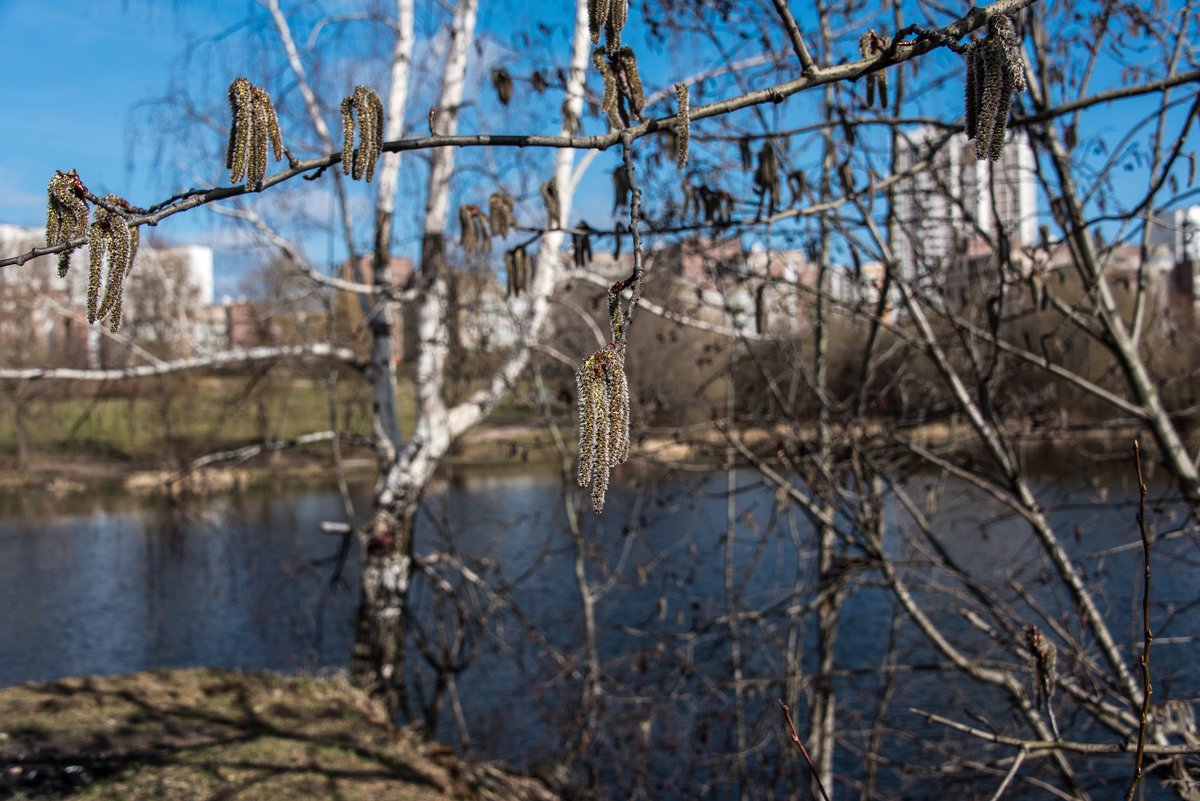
[0,2,246,223]
[1,0,1192,300]
[0,1,256,292]
[0,1,904,291]
[0,0,621,298]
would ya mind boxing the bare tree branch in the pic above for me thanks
[0,343,360,381]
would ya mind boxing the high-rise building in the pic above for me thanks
[1148,206,1200,325]
[1148,206,1200,263]
[893,125,1037,278]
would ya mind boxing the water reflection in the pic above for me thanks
[1,467,1197,798]
[0,484,362,687]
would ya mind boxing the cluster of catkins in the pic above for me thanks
[341,84,384,181]
[44,77,389,332]
[227,77,284,187]
[965,15,1026,161]
[46,171,138,332]
[576,341,630,513]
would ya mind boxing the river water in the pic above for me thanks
[0,482,362,685]
[1,465,1197,798]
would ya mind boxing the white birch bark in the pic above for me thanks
[365,0,415,455]
[404,0,479,489]
[357,0,593,721]
[348,0,417,718]
[389,0,591,493]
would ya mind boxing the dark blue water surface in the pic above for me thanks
[0,485,362,685]
[1,466,1197,799]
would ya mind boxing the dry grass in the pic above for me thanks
[0,668,558,801]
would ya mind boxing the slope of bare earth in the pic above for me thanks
[0,669,560,801]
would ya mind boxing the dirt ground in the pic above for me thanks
[0,669,560,801]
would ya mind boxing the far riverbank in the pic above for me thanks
[0,415,1155,498]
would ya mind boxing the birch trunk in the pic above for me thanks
[351,0,593,723]
[808,9,839,794]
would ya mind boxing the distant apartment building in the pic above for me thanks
[336,255,416,361]
[0,224,85,366]
[630,236,829,335]
[1148,205,1200,324]
[893,125,1038,280]
[1149,206,1200,261]
[0,224,215,368]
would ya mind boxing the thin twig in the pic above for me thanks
[911,708,1200,756]
[1125,439,1154,801]
[0,343,362,381]
[611,131,646,345]
[770,0,816,72]
[778,699,833,801]
[167,430,367,486]
[987,747,1027,801]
